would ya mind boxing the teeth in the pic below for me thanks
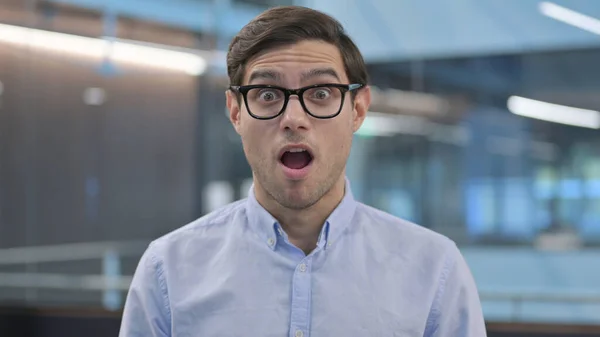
[288,148,306,153]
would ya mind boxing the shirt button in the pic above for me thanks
[299,263,307,272]
[295,330,303,337]
[267,238,275,246]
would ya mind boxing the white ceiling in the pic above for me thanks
[304,0,600,62]
[33,0,600,63]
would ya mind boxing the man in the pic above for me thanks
[119,6,487,337]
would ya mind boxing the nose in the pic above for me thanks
[280,95,310,131]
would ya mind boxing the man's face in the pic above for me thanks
[227,40,370,210]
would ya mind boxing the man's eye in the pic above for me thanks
[259,91,276,101]
[313,89,331,99]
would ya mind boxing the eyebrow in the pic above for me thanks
[301,68,341,82]
[248,70,281,84]
[247,68,342,85]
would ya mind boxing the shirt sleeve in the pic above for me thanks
[119,243,172,337]
[424,243,487,337]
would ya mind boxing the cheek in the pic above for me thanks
[321,125,353,160]
[239,124,272,161]
[241,132,259,156]
[238,125,255,153]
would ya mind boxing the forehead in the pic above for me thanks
[243,40,347,84]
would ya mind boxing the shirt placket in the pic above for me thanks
[289,257,312,337]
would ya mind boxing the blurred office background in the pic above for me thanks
[0,0,599,336]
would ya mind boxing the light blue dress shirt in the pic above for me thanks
[120,179,487,336]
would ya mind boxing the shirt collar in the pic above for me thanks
[323,177,358,248]
[245,177,358,251]
[245,186,280,250]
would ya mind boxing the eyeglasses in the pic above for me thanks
[229,83,363,120]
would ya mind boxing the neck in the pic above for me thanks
[255,175,346,254]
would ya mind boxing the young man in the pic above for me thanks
[119,6,487,337]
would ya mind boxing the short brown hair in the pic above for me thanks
[226,6,369,87]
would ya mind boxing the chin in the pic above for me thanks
[268,183,311,208]
[278,194,318,210]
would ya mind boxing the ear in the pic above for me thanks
[226,90,242,134]
[352,85,371,132]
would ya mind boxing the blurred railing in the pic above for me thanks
[0,241,599,324]
[0,240,148,310]
[481,290,600,324]
[0,241,148,266]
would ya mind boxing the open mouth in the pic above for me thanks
[280,148,314,170]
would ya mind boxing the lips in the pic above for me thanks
[278,145,314,180]
[281,150,312,170]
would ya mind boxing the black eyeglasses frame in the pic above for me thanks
[229,83,364,120]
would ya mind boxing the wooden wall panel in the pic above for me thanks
[0,42,201,249]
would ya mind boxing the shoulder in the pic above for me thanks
[352,202,469,301]
[146,199,248,257]
[353,202,460,262]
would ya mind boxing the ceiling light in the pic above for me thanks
[539,2,600,36]
[0,23,207,76]
[507,95,600,129]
